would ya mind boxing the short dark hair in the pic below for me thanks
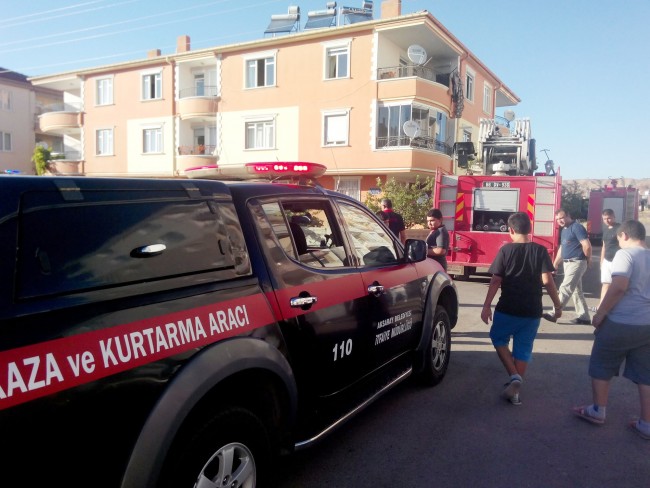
[508,212,531,234]
[376,210,388,221]
[381,198,393,209]
[617,219,646,241]
[555,208,571,217]
[427,208,443,220]
[602,208,615,217]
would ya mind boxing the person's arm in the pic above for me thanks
[399,229,406,245]
[580,238,592,267]
[481,274,502,324]
[553,245,562,268]
[592,275,628,328]
[542,271,562,319]
[600,241,605,265]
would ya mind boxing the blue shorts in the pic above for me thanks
[489,311,541,362]
[589,317,650,384]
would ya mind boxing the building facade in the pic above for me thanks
[29,0,519,200]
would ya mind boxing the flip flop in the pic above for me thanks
[572,405,605,425]
[629,419,650,440]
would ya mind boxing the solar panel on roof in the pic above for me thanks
[264,14,299,34]
[304,9,337,30]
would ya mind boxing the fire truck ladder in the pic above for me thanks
[530,175,560,255]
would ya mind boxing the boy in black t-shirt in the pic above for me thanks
[595,208,621,311]
[481,212,563,406]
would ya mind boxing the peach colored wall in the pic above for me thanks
[0,83,34,174]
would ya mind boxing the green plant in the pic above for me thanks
[364,175,436,228]
[32,145,52,175]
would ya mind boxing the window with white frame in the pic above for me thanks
[325,43,349,79]
[194,73,205,96]
[96,77,113,106]
[0,131,11,151]
[143,127,163,153]
[336,178,360,200]
[142,71,162,100]
[245,118,275,149]
[463,130,472,142]
[245,52,276,88]
[323,110,349,146]
[0,89,11,110]
[465,71,474,102]
[96,128,113,155]
[483,83,492,114]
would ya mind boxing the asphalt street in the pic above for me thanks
[277,245,650,487]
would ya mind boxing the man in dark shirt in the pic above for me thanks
[596,209,621,311]
[381,198,405,244]
[481,212,562,406]
[543,208,592,325]
[426,208,449,271]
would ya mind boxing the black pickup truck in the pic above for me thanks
[0,163,458,487]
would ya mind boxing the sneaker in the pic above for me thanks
[569,318,591,325]
[509,393,522,406]
[589,306,599,313]
[502,378,522,404]
[542,312,557,323]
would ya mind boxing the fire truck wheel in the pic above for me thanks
[418,305,451,386]
[161,406,274,488]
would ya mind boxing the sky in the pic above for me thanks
[2,0,648,181]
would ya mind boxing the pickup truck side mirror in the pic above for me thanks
[404,238,427,263]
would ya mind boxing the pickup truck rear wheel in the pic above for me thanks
[418,305,451,386]
[163,406,273,488]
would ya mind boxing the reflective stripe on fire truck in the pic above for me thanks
[527,193,535,220]
[455,193,464,221]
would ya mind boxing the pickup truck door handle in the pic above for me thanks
[367,281,384,297]
[290,294,318,310]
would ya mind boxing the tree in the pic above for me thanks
[364,175,436,228]
[561,180,588,220]
[32,145,52,175]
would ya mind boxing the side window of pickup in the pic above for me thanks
[337,201,400,266]
[260,200,351,268]
[17,191,248,299]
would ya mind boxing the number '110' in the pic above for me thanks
[332,339,352,361]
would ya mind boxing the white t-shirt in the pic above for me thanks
[609,246,650,325]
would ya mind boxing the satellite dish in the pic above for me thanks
[403,120,420,138]
[407,44,427,65]
[504,110,516,122]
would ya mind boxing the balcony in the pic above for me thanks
[177,86,218,120]
[376,135,452,156]
[46,152,84,175]
[38,102,83,134]
[377,66,451,105]
[177,144,218,172]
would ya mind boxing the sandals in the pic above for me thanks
[629,419,650,440]
[572,405,605,425]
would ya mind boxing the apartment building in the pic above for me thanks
[0,70,62,175]
[29,0,519,200]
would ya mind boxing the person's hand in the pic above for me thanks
[481,305,492,325]
[592,312,604,329]
[554,306,562,319]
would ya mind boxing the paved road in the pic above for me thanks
[277,246,649,487]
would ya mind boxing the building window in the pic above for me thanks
[463,130,472,142]
[194,73,205,96]
[96,77,113,106]
[142,72,162,100]
[96,128,113,155]
[483,84,492,114]
[245,119,275,149]
[465,72,474,102]
[143,127,163,153]
[377,103,448,151]
[0,89,11,110]
[245,55,275,88]
[336,178,360,200]
[0,131,11,151]
[323,110,349,146]
[325,44,349,79]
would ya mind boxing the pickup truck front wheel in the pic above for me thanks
[418,305,451,386]
[163,406,273,488]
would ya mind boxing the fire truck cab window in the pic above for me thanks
[472,188,519,232]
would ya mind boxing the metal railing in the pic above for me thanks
[179,86,218,98]
[377,65,444,85]
[40,102,83,113]
[376,135,452,156]
[178,144,216,155]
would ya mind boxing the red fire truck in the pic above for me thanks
[586,178,639,241]
[433,170,562,279]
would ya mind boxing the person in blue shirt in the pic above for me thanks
[543,209,592,325]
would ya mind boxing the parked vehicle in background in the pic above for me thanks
[586,178,639,241]
[0,162,458,487]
